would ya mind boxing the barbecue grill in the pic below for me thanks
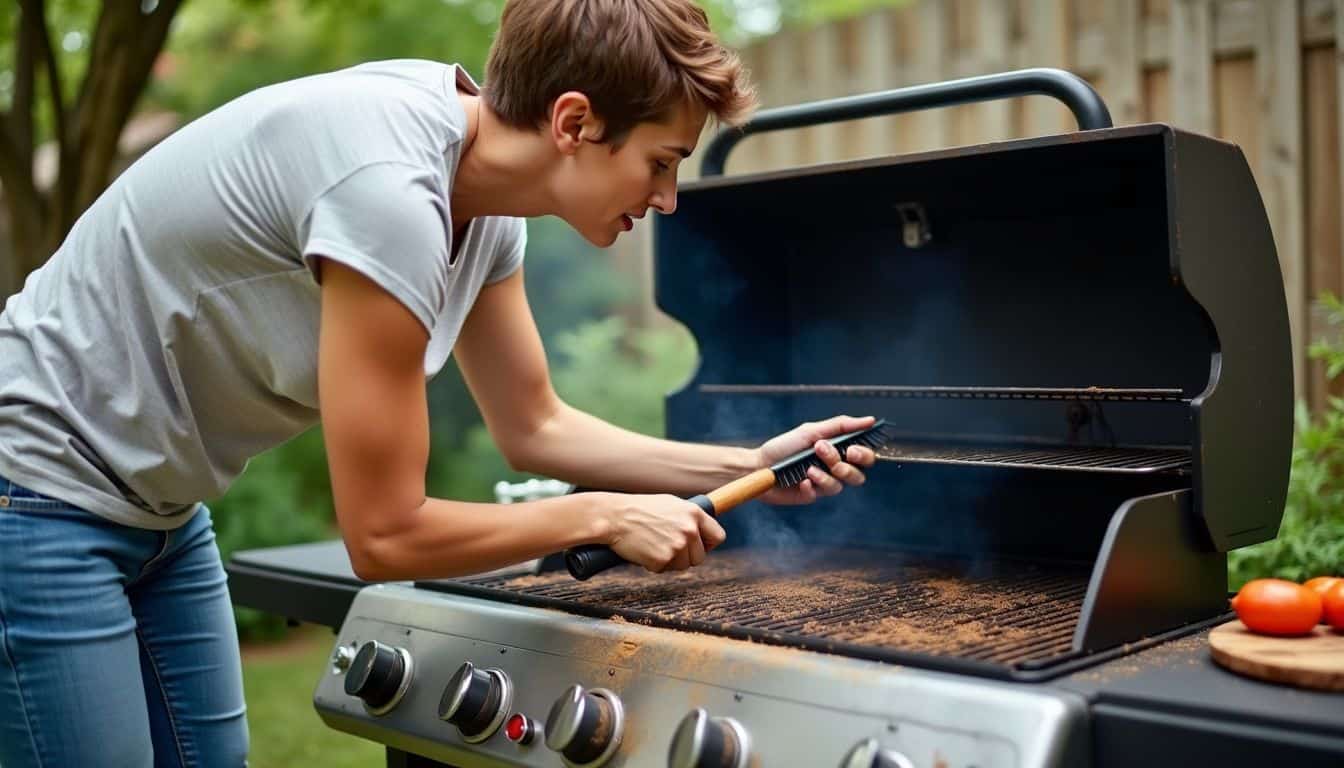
[228,69,1344,767]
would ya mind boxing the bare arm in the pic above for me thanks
[453,268,760,495]
[317,260,627,580]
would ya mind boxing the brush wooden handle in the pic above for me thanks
[706,468,778,512]
[565,470,777,581]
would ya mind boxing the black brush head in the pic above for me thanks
[769,419,893,488]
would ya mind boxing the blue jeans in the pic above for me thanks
[0,476,248,767]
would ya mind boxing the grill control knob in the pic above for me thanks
[342,640,414,715]
[544,684,625,766]
[668,708,751,768]
[841,738,916,768]
[438,661,513,743]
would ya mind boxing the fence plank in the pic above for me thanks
[1024,0,1073,136]
[1125,0,1335,69]
[1217,58,1260,171]
[1337,0,1344,324]
[1105,0,1144,125]
[1144,66,1172,123]
[856,9,899,158]
[978,0,1015,141]
[808,22,844,164]
[769,30,805,168]
[911,0,952,152]
[1306,44,1343,406]
[1256,0,1306,399]
[1170,0,1215,133]
[949,0,980,146]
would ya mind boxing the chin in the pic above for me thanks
[581,225,620,248]
[562,218,620,248]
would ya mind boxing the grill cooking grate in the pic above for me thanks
[427,549,1094,678]
[877,443,1191,474]
[699,384,1189,402]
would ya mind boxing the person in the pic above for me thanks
[0,0,879,765]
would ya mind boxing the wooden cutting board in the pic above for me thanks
[1209,619,1344,691]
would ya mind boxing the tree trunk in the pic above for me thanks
[69,0,184,230]
[0,179,47,296]
[1,0,188,293]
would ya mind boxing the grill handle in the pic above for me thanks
[700,67,1112,176]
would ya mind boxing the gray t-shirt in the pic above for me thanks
[0,60,525,530]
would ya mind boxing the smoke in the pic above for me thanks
[722,458,1009,577]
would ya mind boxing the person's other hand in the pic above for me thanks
[754,415,878,505]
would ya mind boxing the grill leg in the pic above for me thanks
[386,747,461,768]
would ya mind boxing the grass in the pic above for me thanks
[241,624,384,768]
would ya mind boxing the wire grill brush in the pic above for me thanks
[565,419,892,580]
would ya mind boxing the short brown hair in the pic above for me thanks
[483,0,757,144]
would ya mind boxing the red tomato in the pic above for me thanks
[1304,576,1341,598]
[1230,578,1323,636]
[1322,581,1344,630]
[1305,577,1342,624]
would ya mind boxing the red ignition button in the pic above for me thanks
[504,713,535,745]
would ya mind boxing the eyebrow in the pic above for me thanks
[663,145,692,158]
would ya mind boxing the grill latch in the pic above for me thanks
[895,202,931,248]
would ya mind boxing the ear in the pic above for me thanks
[550,91,606,155]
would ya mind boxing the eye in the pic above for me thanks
[652,160,671,175]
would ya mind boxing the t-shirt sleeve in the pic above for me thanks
[486,218,527,284]
[300,162,450,333]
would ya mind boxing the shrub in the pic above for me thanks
[1229,294,1344,587]
[211,428,334,640]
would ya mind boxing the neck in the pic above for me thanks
[452,92,559,222]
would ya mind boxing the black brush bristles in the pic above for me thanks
[769,419,893,488]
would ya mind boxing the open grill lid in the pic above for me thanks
[654,72,1291,555]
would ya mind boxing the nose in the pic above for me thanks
[650,176,677,215]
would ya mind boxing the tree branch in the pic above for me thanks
[20,0,70,242]
[0,113,36,199]
[11,0,38,156]
[71,0,184,220]
[0,109,46,285]
[2,3,46,277]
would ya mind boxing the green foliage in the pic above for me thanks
[145,0,918,122]
[429,316,698,502]
[0,0,100,132]
[240,626,383,767]
[210,428,334,640]
[550,317,697,436]
[1229,293,1344,588]
[150,0,504,117]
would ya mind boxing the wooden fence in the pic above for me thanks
[619,0,1343,411]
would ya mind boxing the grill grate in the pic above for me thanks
[431,549,1093,677]
[877,442,1192,474]
[699,384,1189,402]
